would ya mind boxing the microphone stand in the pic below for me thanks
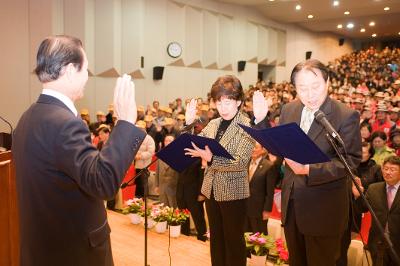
[325,133,400,265]
[121,157,158,266]
[120,128,195,266]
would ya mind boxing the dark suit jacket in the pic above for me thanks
[176,160,204,207]
[358,182,400,259]
[13,94,145,266]
[279,97,362,236]
[246,156,278,218]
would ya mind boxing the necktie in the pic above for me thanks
[387,185,395,210]
[300,108,314,134]
[248,160,258,182]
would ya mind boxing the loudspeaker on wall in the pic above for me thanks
[238,61,246,72]
[306,51,312,60]
[339,38,345,46]
[153,66,164,80]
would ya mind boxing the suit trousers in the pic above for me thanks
[205,194,247,266]
[284,199,342,266]
[245,216,268,235]
[134,168,144,198]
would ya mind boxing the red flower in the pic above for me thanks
[279,250,289,261]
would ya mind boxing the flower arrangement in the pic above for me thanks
[166,207,190,226]
[150,204,170,222]
[244,232,275,256]
[268,238,289,265]
[122,198,144,214]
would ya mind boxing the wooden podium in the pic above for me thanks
[0,151,19,266]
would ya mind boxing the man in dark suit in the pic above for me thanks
[12,35,145,266]
[245,142,278,234]
[176,160,207,241]
[353,155,400,266]
[279,59,362,266]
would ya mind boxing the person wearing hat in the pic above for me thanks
[175,114,186,132]
[106,103,114,125]
[154,117,178,151]
[90,110,106,133]
[137,106,145,121]
[143,114,157,141]
[133,120,156,198]
[372,106,394,137]
[155,134,179,208]
[80,108,90,125]
[390,107,400,127]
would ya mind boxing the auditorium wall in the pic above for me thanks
[0,0,353,131]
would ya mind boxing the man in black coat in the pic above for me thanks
[245,142,278,234]
[279,59,362,266]
[12,35,145,266]
[176,160,207,241]
[353,155,400,266]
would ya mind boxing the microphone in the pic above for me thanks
[0,115,13,150]
[181,117,204,132]
[314,110,345,147]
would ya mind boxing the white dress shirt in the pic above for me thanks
[42,89,78,117]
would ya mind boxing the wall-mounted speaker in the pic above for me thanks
[305,51,312,60]
[153,66,164,80]
[238,61,246,72]
[141,56,144,68]
[339,38,345,46]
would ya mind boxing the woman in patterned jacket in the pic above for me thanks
[185,75,269,266]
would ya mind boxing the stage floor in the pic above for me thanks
[108,210,212,266]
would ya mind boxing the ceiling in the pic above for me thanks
[213,0,400,40]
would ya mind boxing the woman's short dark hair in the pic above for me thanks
[371,131,387,142]
[34,35,84,83]
[362,141,375,157]
[210,75,244,102]
[360,122,372,132]
[290,59,329,86]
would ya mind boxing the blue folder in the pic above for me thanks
[156,133,234,172]
[239,123,330,164]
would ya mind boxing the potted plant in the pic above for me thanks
[150,204,169,233]
[244,232,275,266]
[267,238,289,265]
[138,205,155,229]
[166,207,190,238]
[122,198,144,224]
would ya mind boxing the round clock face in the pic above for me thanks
[167,42,182,58]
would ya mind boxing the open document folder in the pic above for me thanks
[156,133,234,172]
[239,123,330,164]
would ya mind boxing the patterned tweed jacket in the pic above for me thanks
[199,112,255,201]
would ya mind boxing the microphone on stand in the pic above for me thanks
[181,117,204,133]
[314,110,345,147]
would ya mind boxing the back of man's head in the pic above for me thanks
[34,35,83,83]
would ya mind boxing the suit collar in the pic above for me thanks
[37,94,75,116]
[307,96,332,141]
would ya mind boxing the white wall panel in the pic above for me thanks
[268,28,278,64]
[203,11,218,68]
[257,25,269,64]
[185,6,202,66]
[166,1,185,65]
[218,15,233,68]
[246,22,257,61]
